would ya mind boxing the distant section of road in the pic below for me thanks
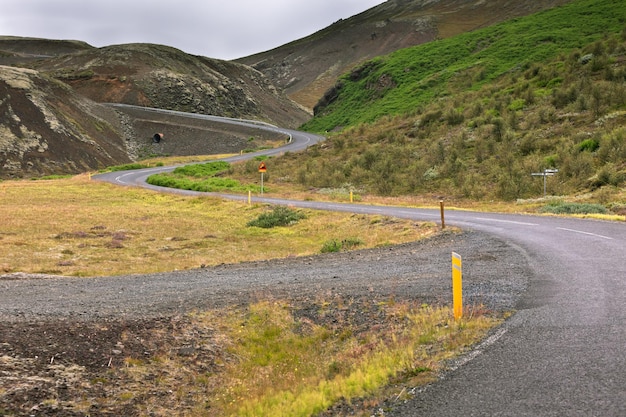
[97,104,323,189]
[91,108,625,416]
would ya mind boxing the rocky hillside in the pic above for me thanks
[28,43,310,128]
[0,65,131,178]
[237,0,572,109]
[0,36,93,66]
[0,41,308,178]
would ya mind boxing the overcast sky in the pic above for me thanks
[1,0,385,60]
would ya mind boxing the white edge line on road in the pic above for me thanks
[114,173,131,185]
[476,218,539,226]
[448,328,508,372]
[556,227,613,240]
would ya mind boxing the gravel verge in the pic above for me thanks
[0,229,533,415]
[0,230,530,321]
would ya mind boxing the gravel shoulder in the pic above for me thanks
[0,229,533,415]
[0,230,530,320]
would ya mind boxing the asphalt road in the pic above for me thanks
[49,108,626,415]
[387,211,626,416]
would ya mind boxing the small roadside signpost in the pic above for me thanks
[531,168,558,197]
[258,161,267,195]
[440,200,445,229]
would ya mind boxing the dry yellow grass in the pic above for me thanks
[99,301,499,417]
[0,175,437,277]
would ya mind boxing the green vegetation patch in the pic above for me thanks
[205,301,498,416]
[147,161,258,193]
[102,162,162,172]
[247,206,307,228]
[303,0,626,132]
[321,237,364,253]
[540,201,608,214]
[171,161,231,177]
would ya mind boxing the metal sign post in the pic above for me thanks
[258,162,267,195]
[531,168,558,197]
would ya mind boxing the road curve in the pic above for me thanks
[45,109,626,414]
[96,104,324,190]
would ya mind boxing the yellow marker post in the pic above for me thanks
[452,252,463,320]
[248,190,251,206]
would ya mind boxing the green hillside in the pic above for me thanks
[265,0,626,204]
[304,0,626,132]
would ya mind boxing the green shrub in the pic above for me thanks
[320,238,364,253]
[508,99,526,112]
[540,202,607,214]
[173,161,231,177]
[247,206,306,228]
[577,138,600,153]
[321,239,342,253]
[341,237,364,250]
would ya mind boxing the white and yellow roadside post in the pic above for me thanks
[452,252,463,320]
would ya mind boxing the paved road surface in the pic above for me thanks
[78,108,626,415]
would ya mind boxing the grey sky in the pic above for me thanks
[1,0,384,60]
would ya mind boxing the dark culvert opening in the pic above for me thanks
[153,133,163,143]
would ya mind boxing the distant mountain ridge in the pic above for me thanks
[27,43,310,128]
[236,0,572,109]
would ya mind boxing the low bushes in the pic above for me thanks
[247,206,306,228]
[321,237,364,253]
[540,202,607,214]
[147,161,257,193]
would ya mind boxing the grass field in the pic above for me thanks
[0,175,437,277]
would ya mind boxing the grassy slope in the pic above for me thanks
[265,0,626,205]
[303,0,626,131]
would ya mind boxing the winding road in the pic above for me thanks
[13,108,626,415]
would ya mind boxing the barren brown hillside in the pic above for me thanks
[28,43,310,129]
[0,36,93,66]
[0,41,308,178]
[237,0,573,109]
[0,66,131,178]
